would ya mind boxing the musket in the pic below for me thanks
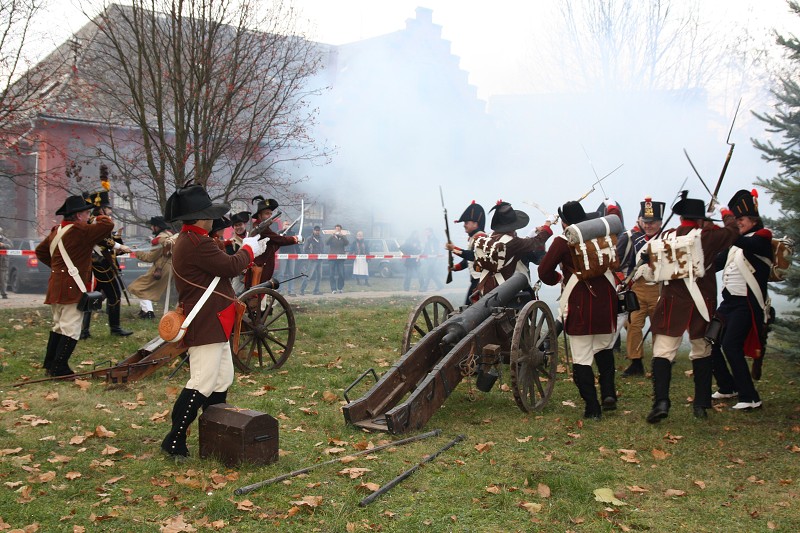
[576,163,624,202]
[359,434,466,506]
[10,356,173,387]
[249,210,282,238]
[709,98,742,212]
[439,186,454,284]
[234,429,443,496]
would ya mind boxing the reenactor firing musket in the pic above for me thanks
[440,186,454,284]
[248,209,282,238]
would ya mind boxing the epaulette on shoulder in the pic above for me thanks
[754,228,772,239]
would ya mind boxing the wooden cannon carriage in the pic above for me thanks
[342,273,560,434]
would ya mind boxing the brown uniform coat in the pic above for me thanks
[35,217,115,305]
[651,215,738,339]
[128,230,175,301]
[248,226,296,283]
[538,234,618,336]
[475,227,552,295]
[171,225,254,347]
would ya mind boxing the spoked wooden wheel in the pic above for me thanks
[510,300,558,412]
[233,287,296,373]
[401,295,454,353]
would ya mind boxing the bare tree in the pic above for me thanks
[83,0,328,216]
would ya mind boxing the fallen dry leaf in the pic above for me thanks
[664,489,686,497]
[357,481,381,492]
[594,488,626,506]
[627,485,649,493]
[322,391,338,403]
[338,467,371,479]
[651,448,670,460]
[485,484,502,494]
[516,435,533,443]
[537,483,551,498]
[94,426,116,438]
[694,480,706,489]
[520,501,542,514]
[289,495,323,508]
[101,445,120,456]
[475,442,495,453]
[74,379,91,391]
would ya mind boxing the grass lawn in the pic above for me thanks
[0,296,798,532]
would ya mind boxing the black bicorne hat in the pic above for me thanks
[489,201,529,233]
[56,194,95,216]
[230,211,252,225]
[149,216,170,230]
[672,197,708,220]
[558,201,594,225]
[165,183,230,222]
[455,201,486,231]
[638,197,665,222]
[210,216,231,236]
[252,195,279,216]
[728,189,759,218]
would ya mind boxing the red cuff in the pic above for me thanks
[242,245,255,262]
[453,263,465,272]
[720,208,734,218]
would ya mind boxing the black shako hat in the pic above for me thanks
[210,216,232,236]
[638,197,665,222]
[165,184,230,222]
[672,197,709,220]
[252,195,279,217]
[84,190,111,210]
[558,201,597,225]
[56,194,95,216]
[149,216,170,230]
[489,201,529,233]
[455,201,486,231]
[728,189,759,218]
[230,211,252,225]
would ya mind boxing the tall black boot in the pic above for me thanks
[203,391,228,412]
[595,349,617,411]
[692,357,713,419]
[647,357,672,423]
[573,364,601,420]
[108,303,132,336]
[42,331,62,375]
[161,388,207,459]
[51,335,78,378]
[79,312,91,340]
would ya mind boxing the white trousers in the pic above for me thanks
[139,299,154,313]
[652,335,711,362]
[185,341,235,396]
[51,303,83,340]
[568,333,615,366]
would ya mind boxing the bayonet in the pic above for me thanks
[576,163,624,202]
[683,149,720,207]
[709,98,742,212]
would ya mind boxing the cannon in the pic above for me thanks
[342,273,559,434]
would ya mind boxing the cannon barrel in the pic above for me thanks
[440,272,530,346]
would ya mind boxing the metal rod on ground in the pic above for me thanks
[359,434,466,507]
[233,429,442,496]
[165,353,190,381]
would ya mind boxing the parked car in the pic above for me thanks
[365,238,404,278]
[7,238,50,293]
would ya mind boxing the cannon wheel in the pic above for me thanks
[510,300,558,412]
[233,286,296,373]
[401,295,455,353]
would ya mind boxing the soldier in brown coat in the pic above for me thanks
[538,201,619,420]
[160,184,270,460]
[245,196,300,288]
[35,194,115,377]
[646,197,738,423]
[128,216,175,319]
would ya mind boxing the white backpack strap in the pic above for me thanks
[559,274,579,320]
[683,277,709,322]
[180,277,221,332]
[733,248,766,310]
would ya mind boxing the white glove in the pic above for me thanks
[242,236,269,257]
[710,204,723,220]
[295,235,304,244]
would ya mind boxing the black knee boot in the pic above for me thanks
[80,312,91,340]
[108,303,132,336]
[647,358,672,423]
[595,349,617,411]
[51,335,78,378]
[692,357,713,419]
[573,364,601,420]
[42,331,62,375]
[203,391,228,412]
[161,388,207,459]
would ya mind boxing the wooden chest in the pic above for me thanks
[198,404,279,467]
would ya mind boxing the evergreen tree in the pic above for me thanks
[752,1,800,359]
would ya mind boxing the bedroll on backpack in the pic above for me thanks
[639,228,705,283]
[563,215,623,281]
[768,237,794,282]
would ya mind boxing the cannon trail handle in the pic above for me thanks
[233,429,442,496]
[358,434,466,507]
[343,368,378,403]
